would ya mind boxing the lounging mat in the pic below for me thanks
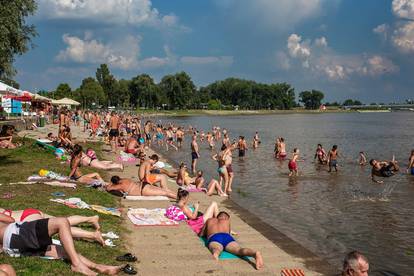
[35,139,57,152]
[50,198,121,217]
[124,195,170,201]
[10,181,76,189]
[127,208,178,226]
[200,237,250,260]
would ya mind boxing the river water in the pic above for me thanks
[154,112,414,275]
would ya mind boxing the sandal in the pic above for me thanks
[121,264,137,275]
[117,253,137,262]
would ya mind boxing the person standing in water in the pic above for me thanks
[288,148,300,177]
[328,145,339,172]
[191,134,200,174]
[314,144,327,164]
[252,132,260,149]
[176,127,184,148]
[237,136,248,158]
[278,138,287,159]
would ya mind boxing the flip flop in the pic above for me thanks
[51,192,65,197]
[116,253,137,262]
[121,264,137,275]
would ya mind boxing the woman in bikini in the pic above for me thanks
[165,189,219,236]
[79,147,123,171]
[194,171,227,197]
[0,208,104,245]
[69,144,106,185]
[212,145,229,196]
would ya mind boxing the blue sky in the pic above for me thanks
[14,0,414,103]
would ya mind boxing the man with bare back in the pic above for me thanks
[109,111,120,153]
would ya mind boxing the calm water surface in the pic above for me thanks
[155,112,414,275]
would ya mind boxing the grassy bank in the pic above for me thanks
[0,139,125,275]
[136,108,354,117]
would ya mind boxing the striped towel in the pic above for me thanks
[281,269,305,276]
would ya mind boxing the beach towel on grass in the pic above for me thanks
[35,140,57,152]
[50,198,121,217]
[199,237,251,260]
[124,195,170,201]
[10,181,76,189]
[127,208,178,226]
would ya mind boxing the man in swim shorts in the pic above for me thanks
[370,158,399,183]
[237,136,248,158]
[191,134,200,174]
[328,145,339,172]
[0,214,126,275]
[203,211,264,270]
[138,154,169,190]
[109,111,120,153]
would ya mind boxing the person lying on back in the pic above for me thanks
[203,211,264,270]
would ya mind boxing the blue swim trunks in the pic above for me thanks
[411,167,414,175]
[207,233,235,248]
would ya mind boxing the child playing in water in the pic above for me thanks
[328,145,339,172]
[288,148,299,177]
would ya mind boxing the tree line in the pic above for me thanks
[39,64,301,110]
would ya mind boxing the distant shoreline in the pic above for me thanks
[137,108,356,117]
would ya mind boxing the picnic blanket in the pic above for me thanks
[127,208,178,226]
[10,181,76,189]
[124,195,170,201]
[50,198,121,217]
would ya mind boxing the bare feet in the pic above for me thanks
[91,215,100,230]
[95,231,105,246]
[71,263,97,276]
[212,251,220,261]
[95,264,122,275]
[254,251,264,270]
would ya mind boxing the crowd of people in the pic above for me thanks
[2,107,410,275]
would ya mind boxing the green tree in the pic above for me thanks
[159,72,196,109]
[52,83,72,99]
[299,90,324,109]
[208,99,221,110]
[130,74,160,108]
[77,77,106,108]
[96,64,116,106]
[114,79,131,109]
[0,0,37,80]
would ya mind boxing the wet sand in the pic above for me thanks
[20,123,337,275]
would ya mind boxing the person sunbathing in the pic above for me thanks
[176,163,196,186]
[138,154,169,190]
[106,176,176,199]
[203,211,264,270]
[0,214,136,275]
[79,147,123,171]
[0,208,104,246]
[194,171,227,197]
[69,145,105,185]
[165,189,219,236]
[0,125,17,149]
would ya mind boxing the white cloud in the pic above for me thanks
[373,24,390,41]
[37,0,187,30]
[392,0,414,20]
[56,34,232,70]
[392,21,414,53]
[216,0,338,31]
[56,34,140,70]
[180,56,233,67]
[281,34,399,80]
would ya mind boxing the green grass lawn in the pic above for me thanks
[0,139,127,275]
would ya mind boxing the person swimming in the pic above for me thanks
[370,157,400,183]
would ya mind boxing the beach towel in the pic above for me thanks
[185,187,207,193]
[10,181,76,189]
[124,195,170,201]
[127,208,179,226]
[35,139,57,152]
[117,151,137,163]
[29,170,72,182]
[50,198,121,217]
[199,237,250,260]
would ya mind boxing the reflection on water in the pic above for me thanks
[155,112,414,275]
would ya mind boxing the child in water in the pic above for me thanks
[288,148,299,177]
